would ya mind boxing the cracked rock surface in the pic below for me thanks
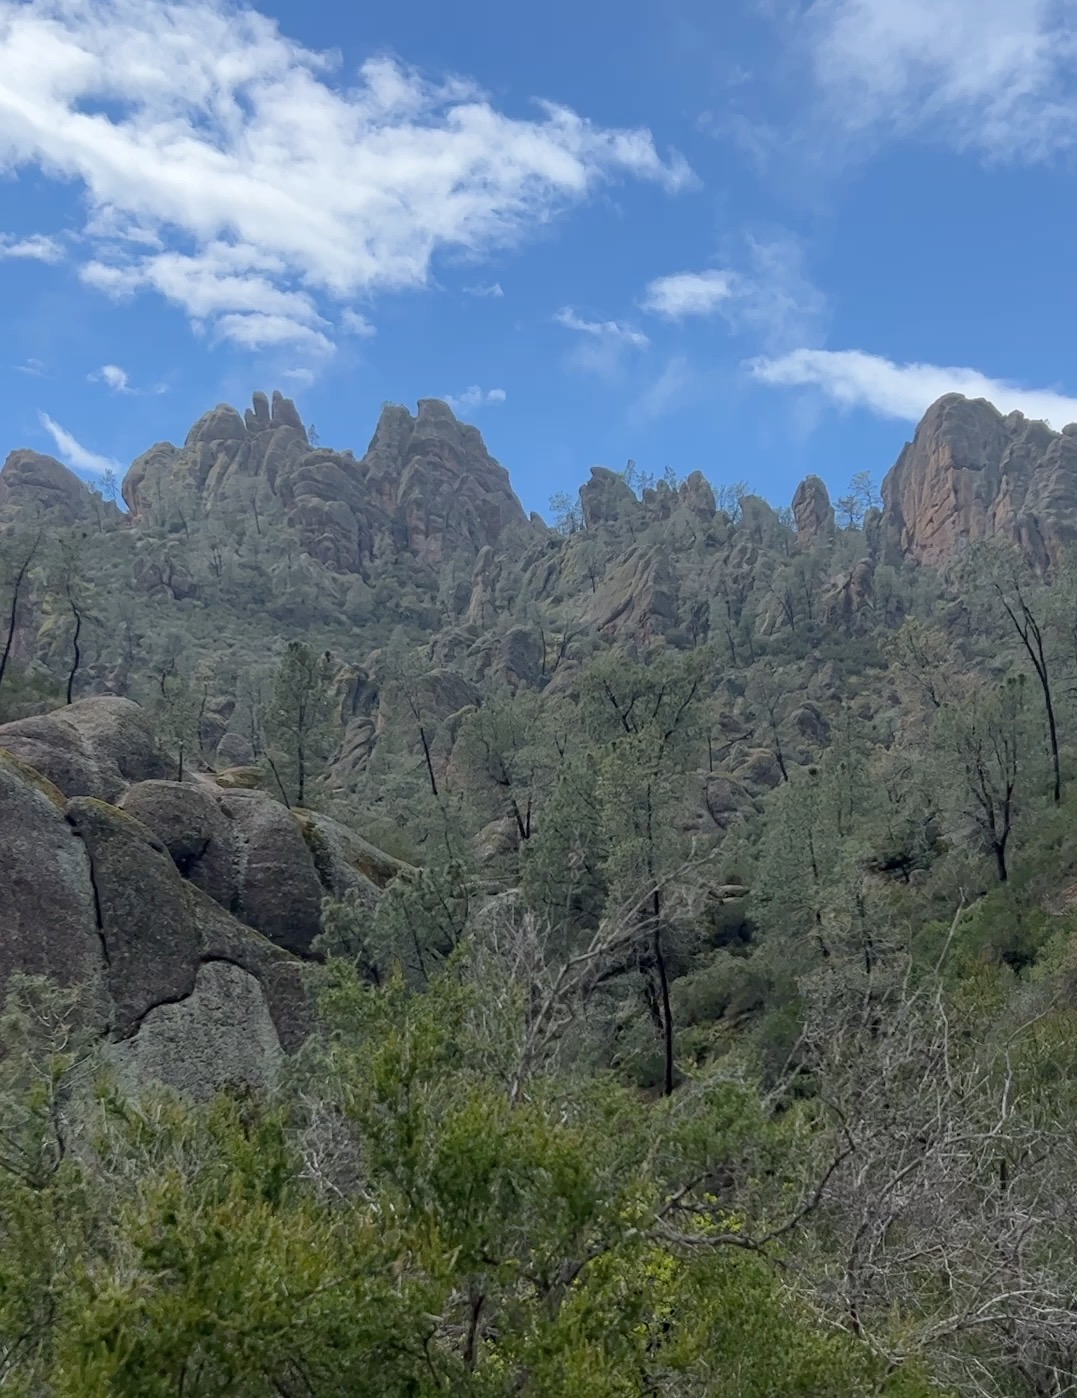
[0,697,398,1096]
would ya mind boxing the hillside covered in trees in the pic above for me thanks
[3,387,1077,1394]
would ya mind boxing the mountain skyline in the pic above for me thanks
[2,0,1077,517]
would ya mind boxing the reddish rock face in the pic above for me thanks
[880,394,1077,568]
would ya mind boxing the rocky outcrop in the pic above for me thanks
[580,467,640,530]
[0,690,417,1096]
[0,696,169,802]
[792,475,835,546]
[0,449,113,527]
[824,559,875,628]
[122,392,527,576]
[362,399,527,564]
[0,752,310,1097]
[881,394,1077,568]
[119,781,392,958]
[0,750,104,1015]
[581,545,677,640]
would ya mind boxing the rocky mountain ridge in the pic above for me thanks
[6,388,1077,575]
[123,389,530,574]
[3,384,1077,1098]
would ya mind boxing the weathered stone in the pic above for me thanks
[582,545,677,640]
[216,732,255,767]
[0,750,103,1011]
[467,624,545,690]
[792,475,835,546]
[105,961,284,1100]
[702,773,760,830]
[0,714,316,1093]
[122,391,527,577]
[789,702,830,746]
[881,393,1077,567]
[476,815,521,863]
[298,810,410,891]
[222,790,324,956]
[0,449,109,527]
[64,797,202,1038]
[824,559,875,627]
[0,696,168,801]
[120,780,237,910]
[733,749,785,792]
[679,471,716,519]
[580,467,639,529]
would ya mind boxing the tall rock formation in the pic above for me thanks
[791,474,835,547]
[0,449,112,528]
[122,391,527,573]
[881,394,1077,568]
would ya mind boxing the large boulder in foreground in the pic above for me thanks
[0,752,309,1098]
[120,781,391,958]
[0,696,168,802]
[0,751,105,1016]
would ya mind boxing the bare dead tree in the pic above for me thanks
[782,898,1077,1396]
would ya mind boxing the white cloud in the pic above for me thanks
[15,357,47,377]
[640,270,734,319]
[554,307,649,349]
[0,232,63,262]
[38,411,123,480]
[0,1,692,355]
[443,385,507,413]
[640,234,827,354]
[751,347,1077,429]
[802,0,1077,161]
[341,308,376,337]
[101,364,129,392]
[725,233,828,353]
[554,306,651,378]
[88,361,167,395]
[93,363,131,393]
[214,312,334,354]
[281,367,315,387]
[464,281,504,298]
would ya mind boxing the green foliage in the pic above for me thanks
[264,641,335,807]
[0,965,944,1397]
[14,401,1077,1395]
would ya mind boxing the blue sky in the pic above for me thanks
[2,0,1077,517]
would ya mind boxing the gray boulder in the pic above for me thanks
[0,696,168,801]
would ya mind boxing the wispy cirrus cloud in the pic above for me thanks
[38,411,123,481]
[751,347,1077,428]
[341,309,376,337]
[797,0,1077,163]
[629,356,701,425]
[554,306,650,378]
[464,281,505,298]
[0,0,692,358]
[554,308,650,349]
